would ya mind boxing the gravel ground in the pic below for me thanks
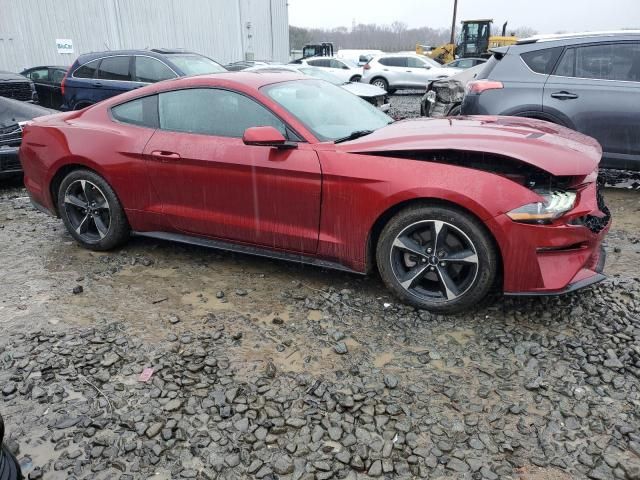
[1,95,640,480]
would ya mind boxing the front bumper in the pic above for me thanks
[487,181,611,295]
[0,146,22,177]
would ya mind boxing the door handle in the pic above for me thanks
[93,81,103,88]
[382,68,389,71]
[150,150,181,161]
[550,91,578,100]
[405,70,413,73]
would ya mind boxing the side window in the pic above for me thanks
[573,42,640,82]
[407,57,427,68]
[135,57,176,83]
[27,68,49,81]
[98,56,132,81]
[158,88,286,138]
[380,57,406,67]
[111,95,158,128]
[330,59,347,69]
[554,48,576,77]
[307,59,324,67]
[52,69,66,84]
[521,47,562,74]
[74,59,100,79]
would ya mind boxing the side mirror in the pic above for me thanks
[242,126,297,149]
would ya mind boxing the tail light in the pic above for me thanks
[465,79,503,95]
[363,63,371,70]
[61,68,70,96]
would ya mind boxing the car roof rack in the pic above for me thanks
[150,48,190,54]
[517,30,640,44]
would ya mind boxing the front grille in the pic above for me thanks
[0,82,33,101]
[572,183,611,233]
[0,124,22,148]
[0,153,21,172]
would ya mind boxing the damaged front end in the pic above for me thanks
[490,170,611,295]
[359,147,611,295]
[421,78,465,117]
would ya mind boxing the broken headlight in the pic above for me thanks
[507,190,577,223]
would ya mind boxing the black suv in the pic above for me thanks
[62,49,226,110]
[462,32,640,170]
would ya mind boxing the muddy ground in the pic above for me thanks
[1,94,640,480]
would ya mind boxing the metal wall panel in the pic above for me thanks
[0,0,289,72]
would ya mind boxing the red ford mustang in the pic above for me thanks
[20,72,610,313]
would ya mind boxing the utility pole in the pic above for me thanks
[449,0,458,45]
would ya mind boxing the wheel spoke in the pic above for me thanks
[399,264,430,290]
[435,265,461,300]
[442,249,478,265]
[392,235,426,258]
[93,215,109,239]
[64,193,87,210]
[75,214,90,235]
[94,198,109,211]
[432,220,448,253]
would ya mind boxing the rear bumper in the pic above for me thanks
[487,181,611,295]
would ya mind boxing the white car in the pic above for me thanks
[297,56,363,83]
[246,64,390,112]
[361,53,460,93]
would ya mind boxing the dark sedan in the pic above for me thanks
[461,31,640,171]
[1,96,56,178]
[21,65,68,109]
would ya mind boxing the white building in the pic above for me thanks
[0,0,290,72]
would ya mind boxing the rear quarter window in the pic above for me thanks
[73,59,100,79]
[111,95,158,128]
[521,47,562,74]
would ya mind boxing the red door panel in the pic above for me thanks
[143,130,322,253]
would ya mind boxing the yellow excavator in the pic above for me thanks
[417,19,518,64]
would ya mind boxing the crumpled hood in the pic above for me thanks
[338,116,602,176]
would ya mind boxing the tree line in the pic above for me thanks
[289,23,538,52]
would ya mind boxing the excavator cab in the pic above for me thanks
[302,42,334,59]
[456,20,493,58]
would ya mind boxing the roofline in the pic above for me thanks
[517,30,640,44]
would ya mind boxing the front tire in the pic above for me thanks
[376,204,497,313]
[57,169,130,251]
[350,75,362,82]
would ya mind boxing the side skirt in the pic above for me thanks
[132,231,363,275]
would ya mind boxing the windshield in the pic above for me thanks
[298,67,343,85]
[263,79,392,142]
[421,56,441,68]
[167,54,227,75]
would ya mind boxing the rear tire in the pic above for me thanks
[349,75,362,82]
[376,204,497,314]
[57,169,130,251]
[371,77,389,91]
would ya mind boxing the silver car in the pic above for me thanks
[361,54,460,93]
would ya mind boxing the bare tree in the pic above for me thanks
[290,23,450,52]
[512,26,538,38]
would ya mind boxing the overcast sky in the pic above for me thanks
[288,0,640,33]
